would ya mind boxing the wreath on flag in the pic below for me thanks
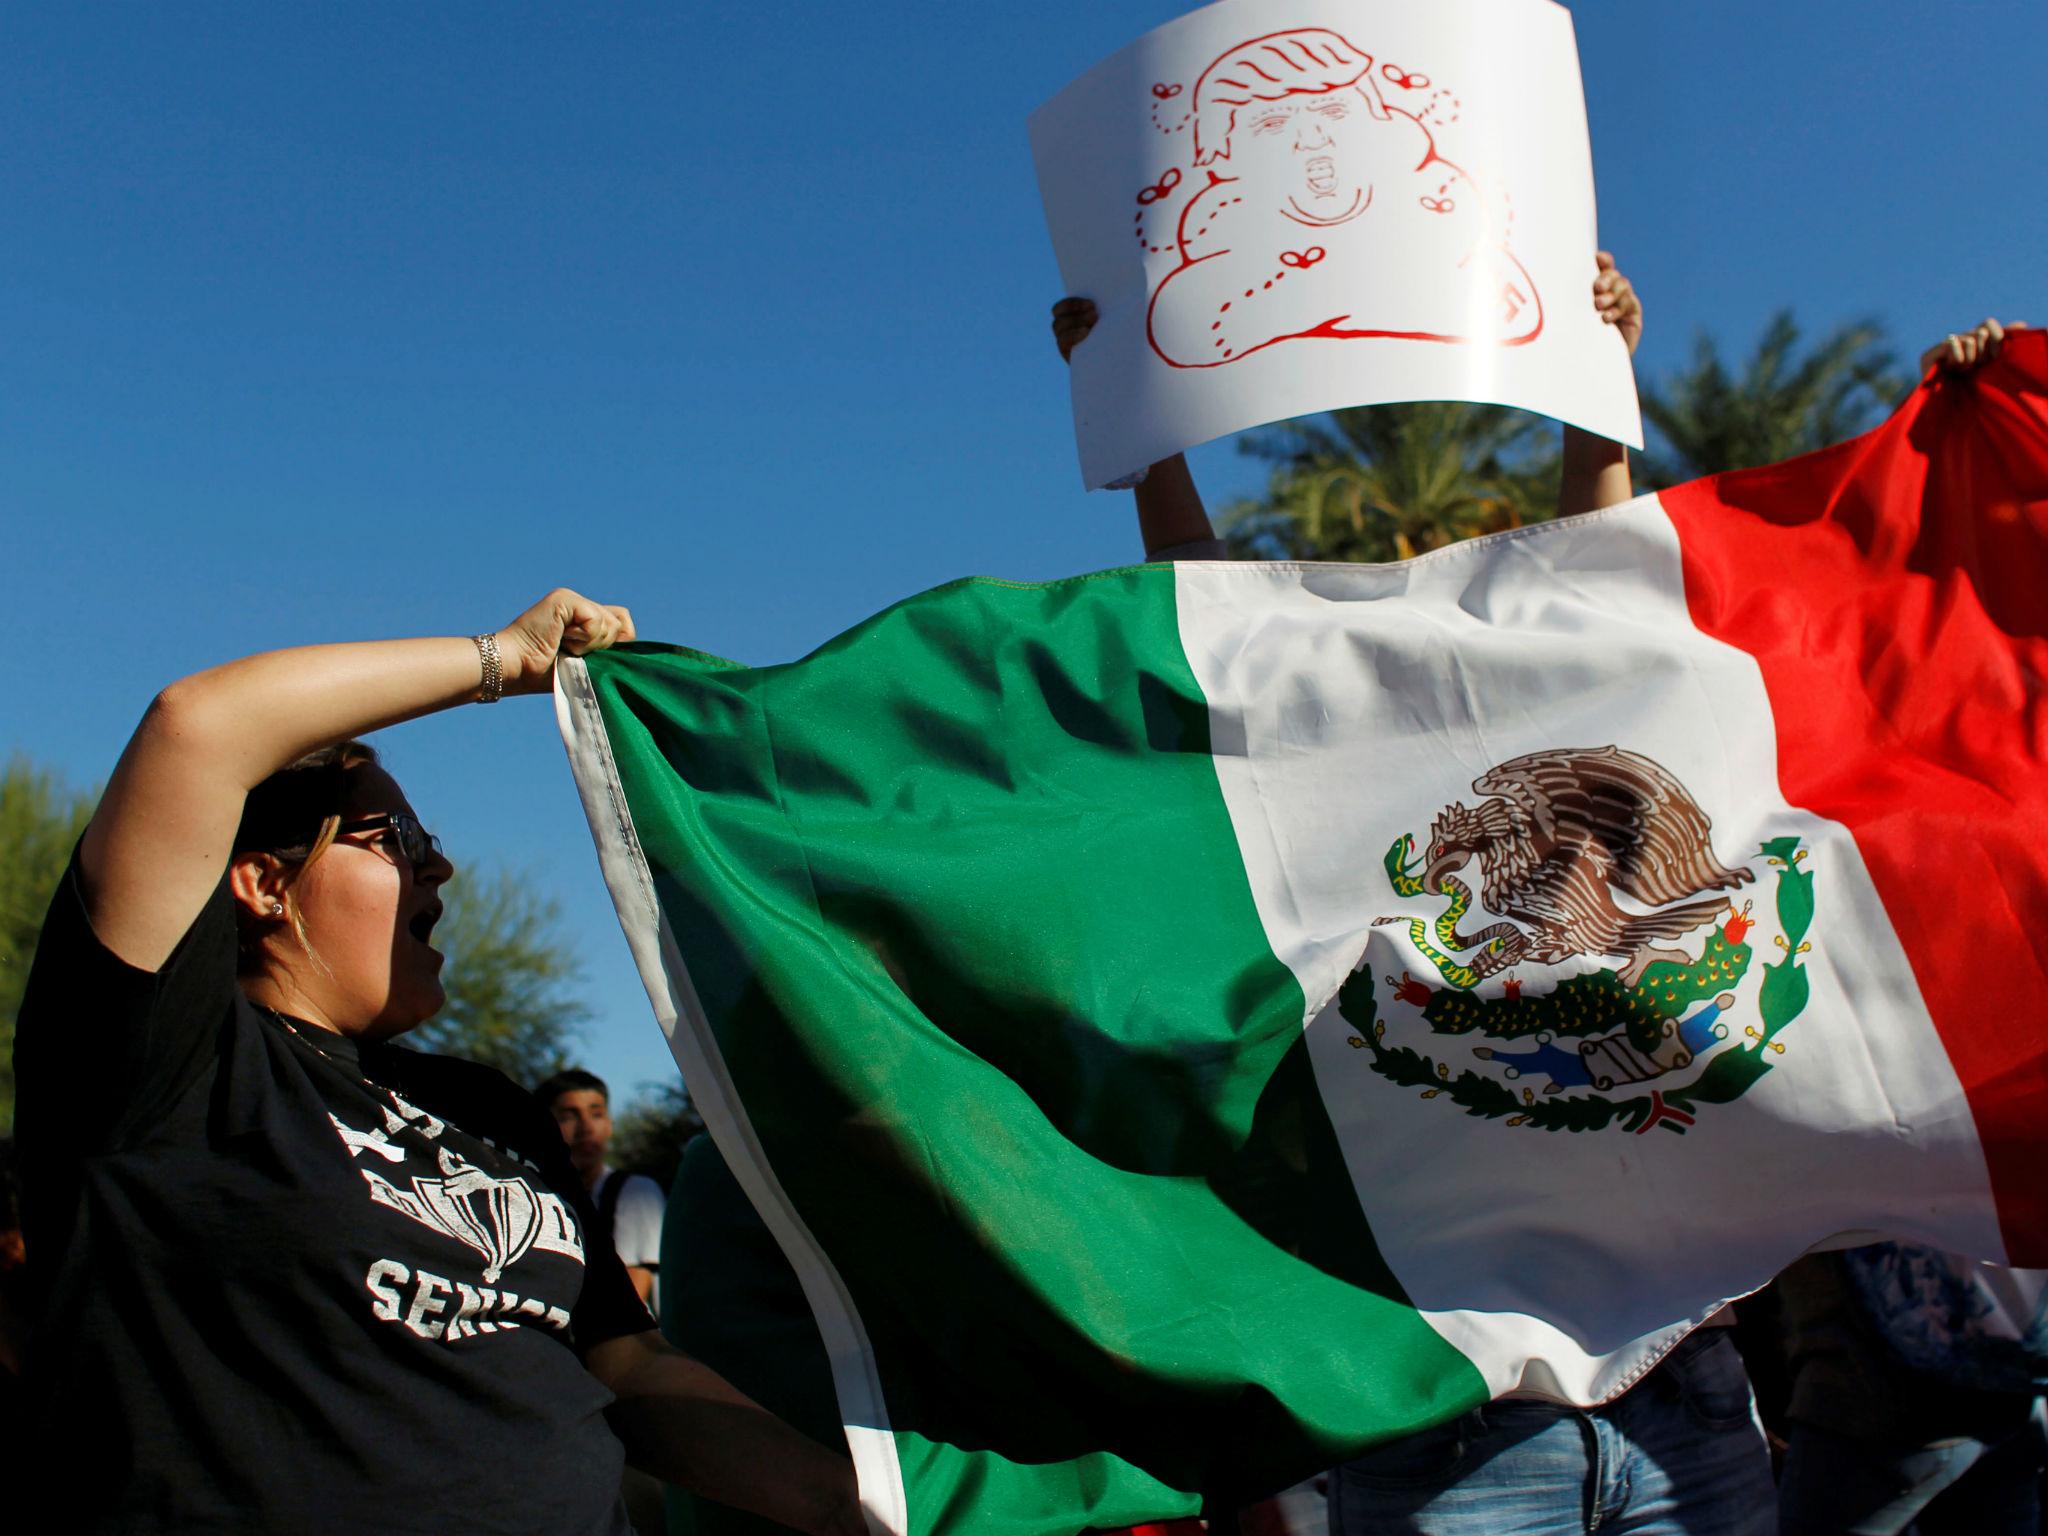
[1342,837,1815,1135]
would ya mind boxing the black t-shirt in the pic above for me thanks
[14,855,653,1533]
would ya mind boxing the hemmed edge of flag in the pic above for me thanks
[554,657,909,1536]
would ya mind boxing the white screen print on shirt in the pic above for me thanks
[1031,0,1641,487]
[329,1089,588,1342]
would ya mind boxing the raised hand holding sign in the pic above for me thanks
[1032,0,1641,488]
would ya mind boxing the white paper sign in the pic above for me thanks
[1030,0,1642,489]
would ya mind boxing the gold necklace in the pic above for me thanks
[260,1005,412,1107]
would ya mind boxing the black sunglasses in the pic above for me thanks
[336,811,443,868]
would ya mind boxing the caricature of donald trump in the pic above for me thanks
[1146,28,1542,368]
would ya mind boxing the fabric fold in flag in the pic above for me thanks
[556,333,2048,1536]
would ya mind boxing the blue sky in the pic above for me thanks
[5,1,2043,1106]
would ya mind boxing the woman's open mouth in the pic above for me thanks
[1305,155,1338,195]
[407,903,444,957]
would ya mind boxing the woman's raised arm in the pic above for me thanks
[79,589,633,971]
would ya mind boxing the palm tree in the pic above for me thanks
[1222,312,1901,561]
[1639,312,1901,487]
[1222,400,1559,563]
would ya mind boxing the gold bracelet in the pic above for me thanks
[473,633,504,704]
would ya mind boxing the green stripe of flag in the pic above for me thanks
[576,565,1486,1533]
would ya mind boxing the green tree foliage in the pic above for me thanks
[1222,314,1903,561]
[1221,400,1561,563]
[1,758,98,1133]
[1639,312,1901,486]
[608,1080,706,1192]
[407,862,591,1089]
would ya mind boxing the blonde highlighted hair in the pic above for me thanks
[1191,28,1389,166]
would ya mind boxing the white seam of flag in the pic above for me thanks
[554,659,908,1536]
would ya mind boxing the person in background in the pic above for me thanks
[538,1069,676,1536]
[1768,316,2039,1536]
[12,587,861,1535]
[1053,278,2030,1536]
[540,1069,668,1313]
[1775,1242,2047,1536]
[1055,258,1783,1536]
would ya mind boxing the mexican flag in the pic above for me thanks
[557,334,2048,1536]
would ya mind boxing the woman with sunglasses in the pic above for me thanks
[13,590,864,1535]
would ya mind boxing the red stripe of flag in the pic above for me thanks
[1661,330,2048,1263]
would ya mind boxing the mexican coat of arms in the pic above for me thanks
[1344,745,1816,1136]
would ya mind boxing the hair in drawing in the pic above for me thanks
[1191,28,1391,166]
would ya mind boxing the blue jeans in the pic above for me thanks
[1327,1330,1775,1535]
[1776,1406,2044,1536]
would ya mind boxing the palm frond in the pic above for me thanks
[1640,311,1898,488]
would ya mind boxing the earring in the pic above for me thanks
[269,901,285,916]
